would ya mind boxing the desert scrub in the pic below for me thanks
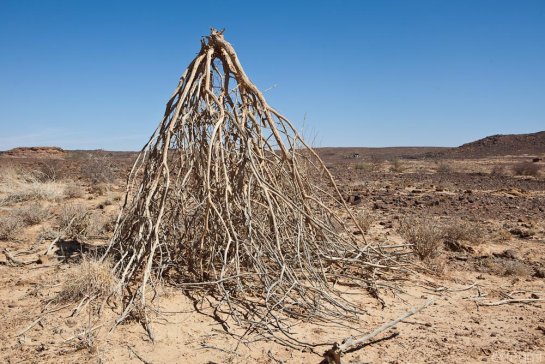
[0,214,24,240]
[55,256,117,302]
[0,167,66,205]
[355,210,374,232]
[65,182,85,199]
[512,162,540,177]
[58,204,105,239]
[441,219,485,244]
[398,218,443,260]
[389,158,405,173]
[354,162,374,172]
[12,203,49,225]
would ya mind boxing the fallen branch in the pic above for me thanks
[323,299,435,364]
[477,298,545,306]
[2,249,37,266]
[16,304,71,337]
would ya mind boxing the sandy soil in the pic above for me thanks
[0,150,544,363]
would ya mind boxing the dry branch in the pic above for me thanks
[477,298,545,306]
[323,299,435,364]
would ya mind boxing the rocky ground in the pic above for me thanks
[0,144,544,363]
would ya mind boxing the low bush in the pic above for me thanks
[80,157,116,184]
[389,158,405,173]
[12,203,49,225]
[441,219,485,244]
[58,204,104,239]
[512,162,540,177]
[398,218,443,260]
[55,256,117,302]
[0,214,24,240]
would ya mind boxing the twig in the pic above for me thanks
[128,345,154,364]
[16,304,71,337]
[199,343,241,356]
[323,299,435,364]
[477,298,545,306]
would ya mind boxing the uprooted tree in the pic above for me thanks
[104,28,404,347]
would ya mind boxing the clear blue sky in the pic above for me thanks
[1,0,544,150]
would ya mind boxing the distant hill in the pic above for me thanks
[441,131,545,158]
[2,146,66,159]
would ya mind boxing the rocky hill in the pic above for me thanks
[1,146,66,159]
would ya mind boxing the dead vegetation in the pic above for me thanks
[512,161,540,177]
[105,29,404,346]
[55,256,117,303]
[398,217,443,261]
[0,168,66,205]
[57,203,105,240]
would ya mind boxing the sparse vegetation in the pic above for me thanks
[512,162,540,176]
[12,203,49,225]
[389,158,405,173]
[80,157,116,184]
[57,204,104,239]
[32,161,63,182]
[55,256,117,302]
[398,218,443,260]
[0,214,24,240]
[441,219,485,244]
[0,168,66,205]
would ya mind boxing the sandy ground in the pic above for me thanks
[0,153,544,363]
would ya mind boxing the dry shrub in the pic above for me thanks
[441,219,485,244]
[484,259,533,277]
[55,256,117,302]
[389,158,405,173]
[0,214,24,240]
[436,163,452,173]
[58,204,104,239]
[32,161,64,182]
[80,157,116,184]
[65,182,85,199]
[13,203,49,225]
[0,168,66,205]
[512,162,540,177]
[398,218,443,260]
[354,162,374,172]
[355,211,374,232]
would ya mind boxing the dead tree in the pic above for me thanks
[105,28,404,346]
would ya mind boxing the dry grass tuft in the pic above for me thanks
[0,168,66,205]
[355,210,374,232]
[398,217,443,260]
[441,219,485,244]
[55,256,117,302]
[389,158,405,173]
[57,204,105,239]
[0,214,24,240]
[65,182,85,199]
